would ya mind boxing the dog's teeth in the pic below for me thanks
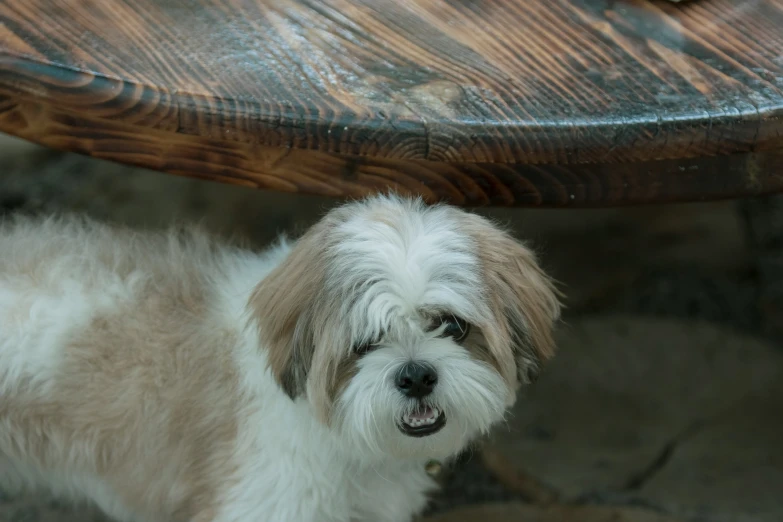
[403,407,441,428]
[403,407,442,428]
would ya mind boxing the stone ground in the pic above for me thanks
[0,133,781,522]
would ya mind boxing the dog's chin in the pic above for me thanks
[398,405,446,438]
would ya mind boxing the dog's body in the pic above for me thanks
[0,196,559,522]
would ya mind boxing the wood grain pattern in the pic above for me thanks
[1,0,783,205]
[2,96,782,206]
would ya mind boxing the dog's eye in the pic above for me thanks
[354,340,378,355]
[437,316,470,343]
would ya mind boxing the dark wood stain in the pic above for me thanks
[1,0,782,205]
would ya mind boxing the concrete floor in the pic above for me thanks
[0,134,780,522]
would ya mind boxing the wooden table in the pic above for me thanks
[1,0,782,206]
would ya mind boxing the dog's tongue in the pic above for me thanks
[409,406,436,420]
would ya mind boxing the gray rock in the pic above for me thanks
[485,317,782,521]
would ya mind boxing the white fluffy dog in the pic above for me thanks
[0,195,560,522]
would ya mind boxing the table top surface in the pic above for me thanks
[2,0,782,167]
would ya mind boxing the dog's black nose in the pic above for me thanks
[395,362,438,398]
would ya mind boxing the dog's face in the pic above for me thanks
[251,196,560,460]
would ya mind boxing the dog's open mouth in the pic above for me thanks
[399,406,446,437]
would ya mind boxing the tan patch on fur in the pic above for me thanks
[462,328,504,375]
[365,204,405,232]
[249,219,332,401]
[329,353,360,403]
[0,222,241,520]
[455,211,562,388]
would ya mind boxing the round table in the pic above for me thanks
[1,0,782,206]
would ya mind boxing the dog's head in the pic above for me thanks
[250,195,561,460]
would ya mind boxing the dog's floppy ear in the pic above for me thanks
[460,213,562,388]
[248,221,331,399]
[487,235,562,386]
